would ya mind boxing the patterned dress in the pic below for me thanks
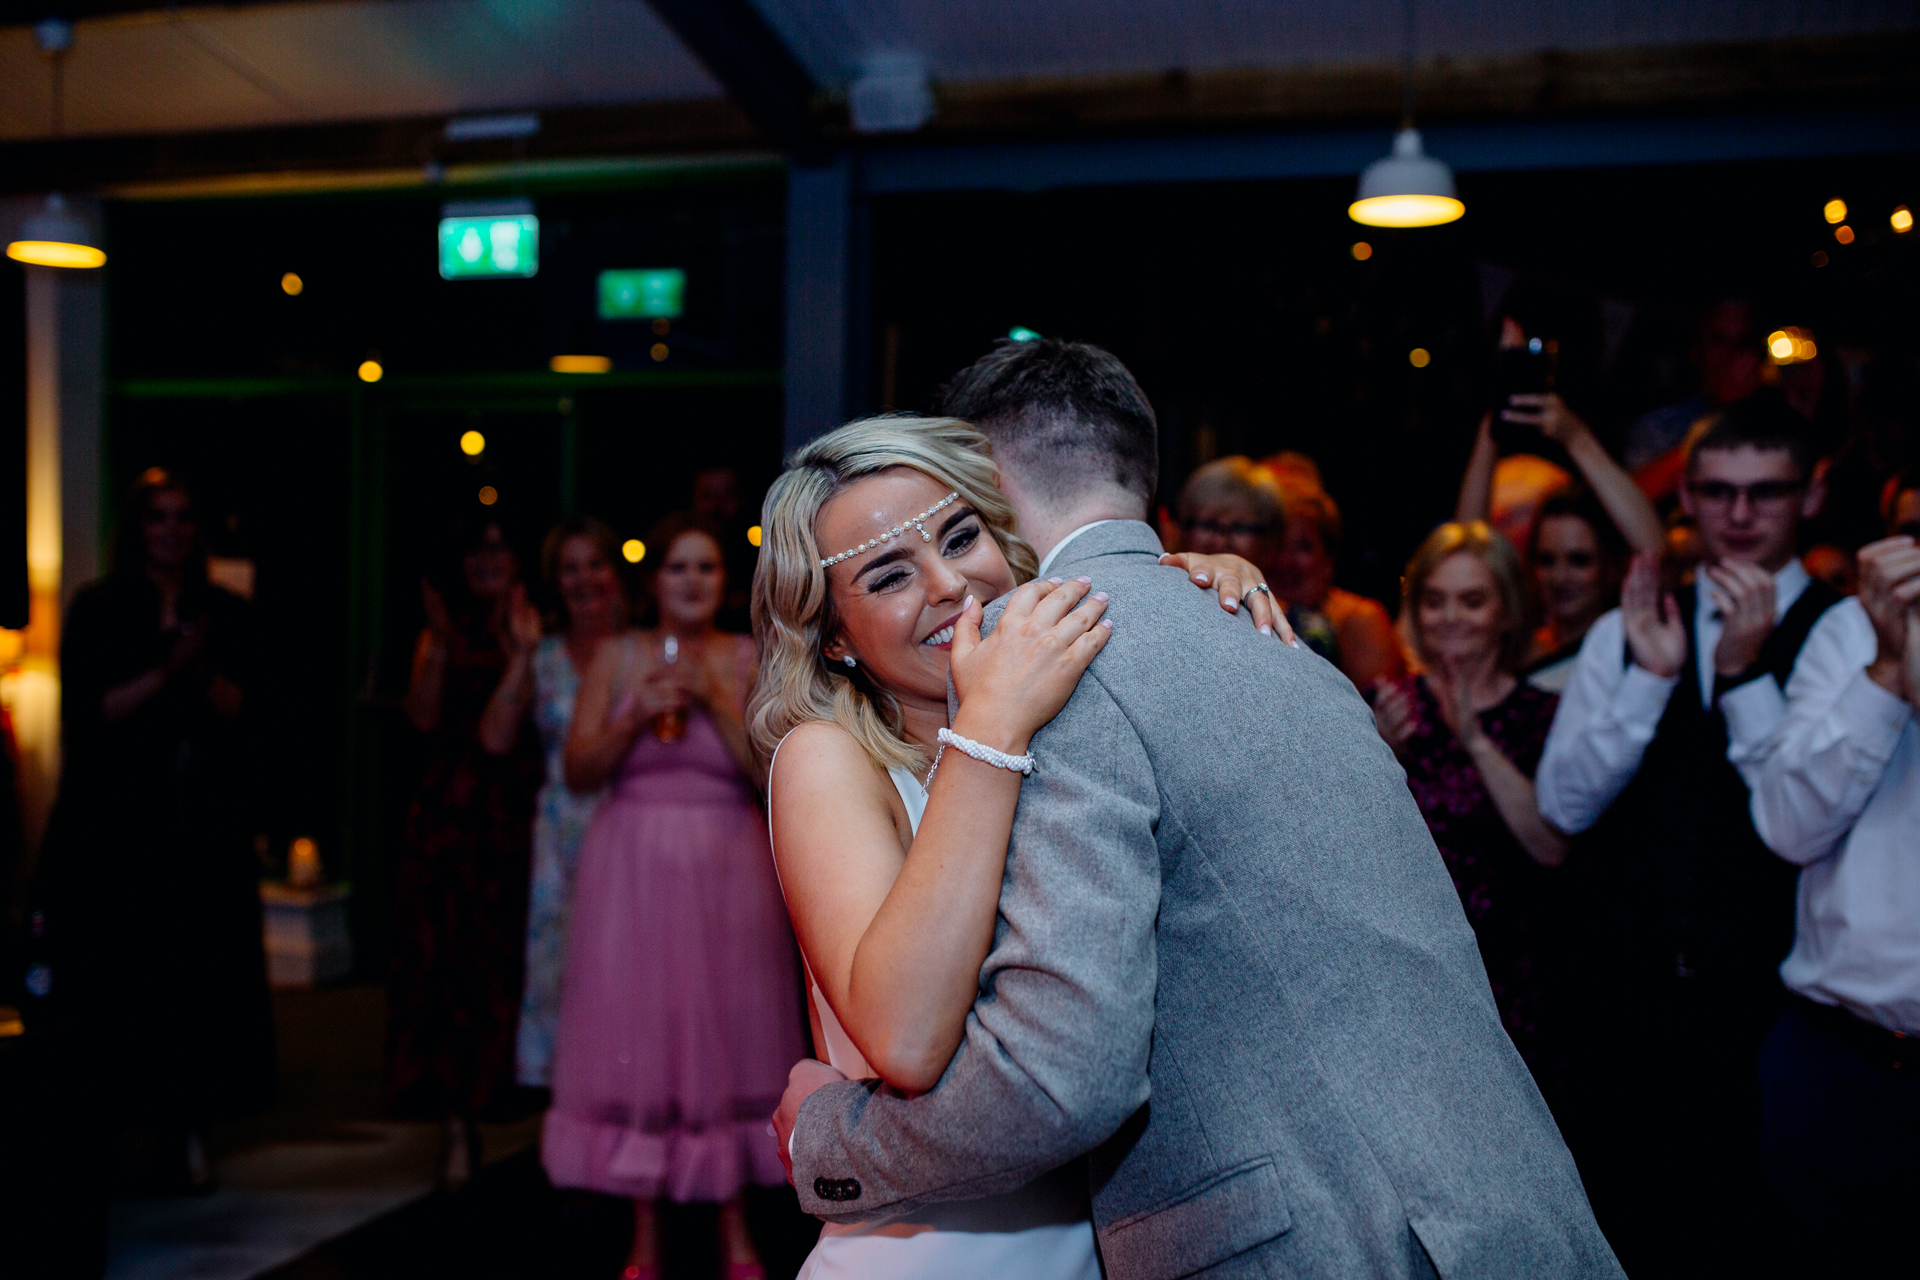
[1390,675,1566,1097]
[515,637,607,1087]
[387,618,543,1119]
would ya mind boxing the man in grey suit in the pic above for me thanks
[774,340,1621,1279]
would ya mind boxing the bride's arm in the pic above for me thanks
[771,580,1110,1094]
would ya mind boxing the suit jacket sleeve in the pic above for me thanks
[789,670,1162,1221]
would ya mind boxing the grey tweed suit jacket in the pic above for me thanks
[790,521,1621,1279]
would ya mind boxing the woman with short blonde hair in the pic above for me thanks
[1373,520,1570,1103]
[1400,519,1539,674]
[750,415,1273,1278]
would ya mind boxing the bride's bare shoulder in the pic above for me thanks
[771,720,889,803]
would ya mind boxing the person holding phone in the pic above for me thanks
[1457,317,1665,690]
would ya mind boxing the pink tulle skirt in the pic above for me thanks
[542,770,803,1201]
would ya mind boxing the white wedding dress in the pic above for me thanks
[770,740,1101,1280]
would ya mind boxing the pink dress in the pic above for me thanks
[542,706,803,1201]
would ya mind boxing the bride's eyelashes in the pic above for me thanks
[860,515,984,595]
[941,518,982,559]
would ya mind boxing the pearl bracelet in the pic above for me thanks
[935,727,1035,776]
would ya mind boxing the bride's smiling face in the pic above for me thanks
[818,467,1016,705]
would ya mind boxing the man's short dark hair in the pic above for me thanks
[932,338,1158,503]
[1687,392,1821,479]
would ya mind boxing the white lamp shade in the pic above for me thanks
[1350,129,1465,228]
[7,193,106,268]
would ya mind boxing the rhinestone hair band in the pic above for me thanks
[819,492,960,569]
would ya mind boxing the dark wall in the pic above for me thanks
[107,176,785,380]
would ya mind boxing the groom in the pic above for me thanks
[775,339,1621,1278]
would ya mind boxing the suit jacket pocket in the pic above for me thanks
[1100,1157,1292,1280]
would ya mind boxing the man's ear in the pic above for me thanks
[1802,457,1832,521]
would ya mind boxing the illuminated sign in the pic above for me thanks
[598,268,685,319]
[439,201,538,279]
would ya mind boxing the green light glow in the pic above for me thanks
[598,268,686,319]
[1008,326,1040,342]
[438,215,539,279]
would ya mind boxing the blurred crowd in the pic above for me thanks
[12,286,1920,1279]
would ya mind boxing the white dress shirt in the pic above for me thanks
[1537,559,1832,835]
[1736,597,1920,1035]
[1034,520,1122,578]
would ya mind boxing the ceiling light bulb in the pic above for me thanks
[6,193,105,269]
[1350,130,1463,228]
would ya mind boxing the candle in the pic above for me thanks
[289,837,321,888]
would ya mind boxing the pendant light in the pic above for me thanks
[1348,0,1463,229]
[6,20,106,270]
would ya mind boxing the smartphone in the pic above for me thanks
[1488,337,1560,456]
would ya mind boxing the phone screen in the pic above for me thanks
[1488,339,1559,455]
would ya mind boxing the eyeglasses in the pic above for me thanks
[1687,479,1805,511]
[1184,518,1275,540]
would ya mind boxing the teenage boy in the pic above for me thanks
[1739,475,1920,1270]
[1536,394,1845,1279]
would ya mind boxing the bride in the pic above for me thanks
[748,416,1287,1278]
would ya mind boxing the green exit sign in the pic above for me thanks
[598,268,685,319]
[439,202,539,279]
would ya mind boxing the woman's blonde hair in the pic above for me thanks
[1402,520,1540,674]
[748,416,1038,773]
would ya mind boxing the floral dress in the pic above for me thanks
[387,618,542,1119]
[515,636,607,1087]
[1390,675,1566,1098]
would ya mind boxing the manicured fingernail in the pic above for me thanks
[1260,624,1272,636]
[964,594,974,609]
[1224,598,1238,610]
[1077,576,1092,583]
[1287,636,1301,648]
[1049,577,1063,584]
[1101,618,1113,628]
[1094,592,1109,601]
[1194,573,1209,583]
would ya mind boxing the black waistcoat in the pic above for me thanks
[1574,579,1841,1006]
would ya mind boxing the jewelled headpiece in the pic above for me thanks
[819,492,960,569]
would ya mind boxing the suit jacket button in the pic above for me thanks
[814,1176,861,1202]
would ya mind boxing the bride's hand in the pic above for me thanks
[1158,552,1299,647]
[948,577,1113,754]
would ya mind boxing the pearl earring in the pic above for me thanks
[843,655,858,668]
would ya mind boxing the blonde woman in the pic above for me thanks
[1371,521,1569,1098]
[751,416,1280,1278]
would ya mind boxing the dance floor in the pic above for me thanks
[101,983,817,1280]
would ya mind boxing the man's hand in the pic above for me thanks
[772,1058,849,1185]
[1858,536,1920,697]
[1705,559,1777,677]
[1621,552,1686,679]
